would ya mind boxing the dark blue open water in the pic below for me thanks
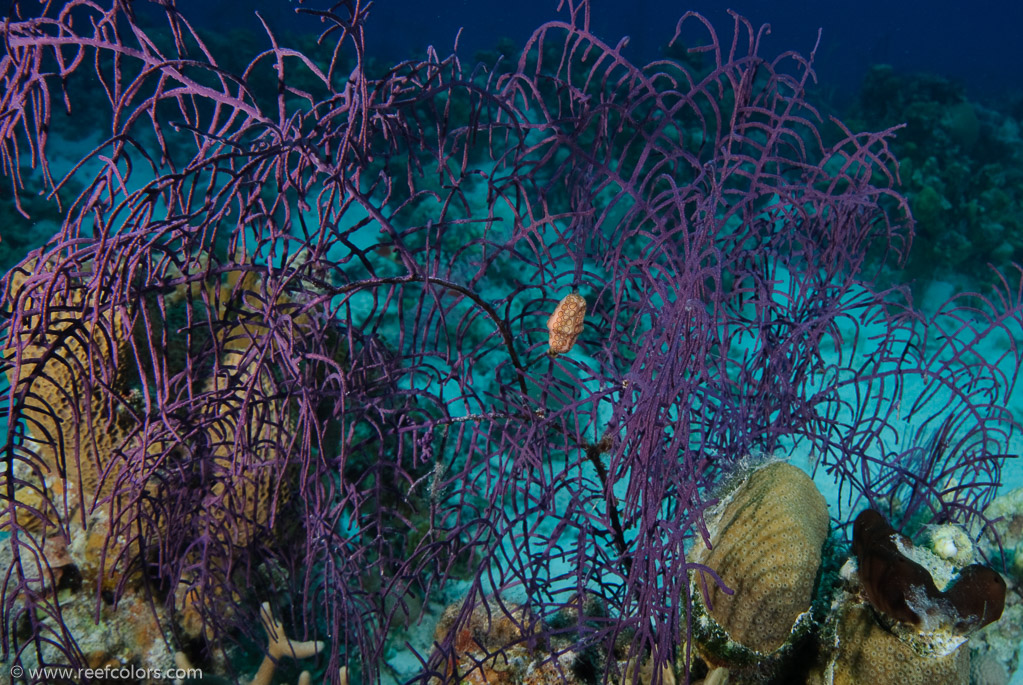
[191,0,1023,101]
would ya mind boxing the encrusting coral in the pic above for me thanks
[970,650,1010,685]
[432,596,540,685]
[813,601,970,685]
[811,509,1008,685]
[690,461,829,666]
[970,488,1023,678]
[432,594,678,685]
[926,524,976,567]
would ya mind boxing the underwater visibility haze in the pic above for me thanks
[1,1,1023,684]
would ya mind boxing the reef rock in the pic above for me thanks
[432,597,540,685]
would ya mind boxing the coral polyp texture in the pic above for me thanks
[814,601,970,685]
[691,461,829,661]
[1,0,1021,683]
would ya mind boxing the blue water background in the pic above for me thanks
[193,0,1023,101]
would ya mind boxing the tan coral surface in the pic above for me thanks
[692,461,829,656]
[2,260,139,531]
[819,601,969,685]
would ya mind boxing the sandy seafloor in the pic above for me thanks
[4,69,1023,685]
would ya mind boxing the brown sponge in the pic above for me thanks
[852,510,1005,634]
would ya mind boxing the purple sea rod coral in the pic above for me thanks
[1,0,1020,683]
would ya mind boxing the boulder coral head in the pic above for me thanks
[852,509,1006,635]
[691,461,829,665]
